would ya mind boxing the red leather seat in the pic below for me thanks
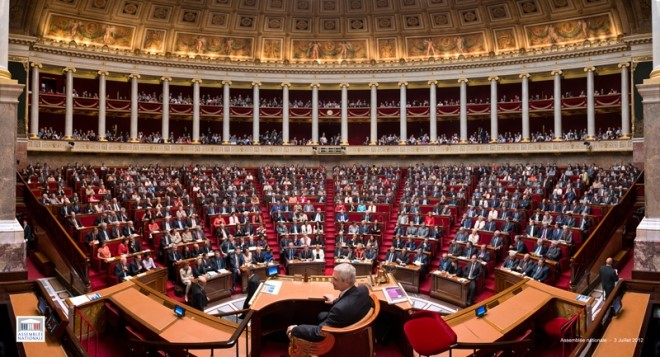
[404,310,457,357]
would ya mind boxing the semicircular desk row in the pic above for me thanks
[64,273,592,357]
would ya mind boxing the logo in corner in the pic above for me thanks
[16,316,45,342]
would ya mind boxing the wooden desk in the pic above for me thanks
[335,259,374,276]
[10,293,67,357]
[592,292,650,357]
[439,279,593,357]
[250,277,413,357]
[494,267,525,293]
[287,260,325,276]
[135,267,168,293]
[71,281,242,357]
[240,263,271,291]
[382,263,421,293]
[430,270,470,307]
[205,271,232,302]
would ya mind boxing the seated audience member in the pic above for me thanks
[502,250,518,270]
[97,240,112,260]
[114,255,132,282]
[526,257,550,282]
[141,251,157,270]
[180,262,194,302]
[287,264,373,342]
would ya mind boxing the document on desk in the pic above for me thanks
[261,280,283,295]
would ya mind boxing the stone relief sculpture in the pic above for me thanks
[174,33,253,58]
[526,14,613,47]
[291,40,368,61]
[46,14,134,48]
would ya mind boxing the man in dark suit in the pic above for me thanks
[191,276,208,311]
[384,246,398,263]
[114,255,132,282]
[240,266,262,318]
[502,251,518,270]
[465,254,483,306]
[511,235,528,254]
[228,248,246,289]
[514,254,534,275]
[600,257,619,299]
[287,264,373,342]
[438,253,452,272]
[545,241,562,261]
[526,258,550,283]
[531,238,548,257]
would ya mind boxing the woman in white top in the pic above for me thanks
[179,263,194,302]
[301,222,312,234]
[468,229,480,245]
[312,245,325,261]
[141,252,157,270]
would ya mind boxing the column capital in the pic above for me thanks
[551,69,563,76]
[281,82,291,88]
[369,82,379,87]
[161,76,172,82]
[487,76,499,82]
[458,78,469,84]
[518,73,531,79]
[398,81,408,87]
[310,83,320,88]
[251,81,261,87]
[222,80,232,85]
[618,62,630,69]
[428,80,438,86]
[128,73,141,79]
[584,66,596,73]
[191,78,203,84]
[339,83,350,88]
[31,63,42,69]
[97,70,109,77]
[63,67,76,74]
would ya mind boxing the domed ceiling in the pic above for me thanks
[9,0,651,63]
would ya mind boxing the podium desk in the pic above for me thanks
[494,267,525,293]
[382,262,421,293]
[592,292,650,357]
[430,270,470,307]
[249,277,413,357]
[240,263,271,291]
[335,259,373,276]
[287,260,325,276]
[10,293,67,357]
[68,281,243,357]
[204,271,232,302]
[440,279,592,357]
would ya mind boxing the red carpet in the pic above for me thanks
[618,247,634,279]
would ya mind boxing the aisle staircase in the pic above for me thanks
[323,178,336,274]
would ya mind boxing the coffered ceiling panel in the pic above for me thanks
[9,0,641,63]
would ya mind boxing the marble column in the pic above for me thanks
[128,73,140,142]
[340,83,349,145]
[369,82,378,145]
[519,73,531,142]
[459,78,468,143]
[650,0,660,79]
[585,66,596,140]
[161,77,171,143]
[282,82,290,144]
[488,76,499,143]
[29,63,41,139]
[429,80,438,144]
[192,78,202,144]
[399,81,408,144]
[97,71,108,141]
[311,83,320,145]
[619,63,631,139]
[252,81,261,144]
[222,80,231,144]
[0,0,10,81]
[0,64,27,279]
[634,81,660,278]
[552,70,563,141]
[63,67,75,140]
